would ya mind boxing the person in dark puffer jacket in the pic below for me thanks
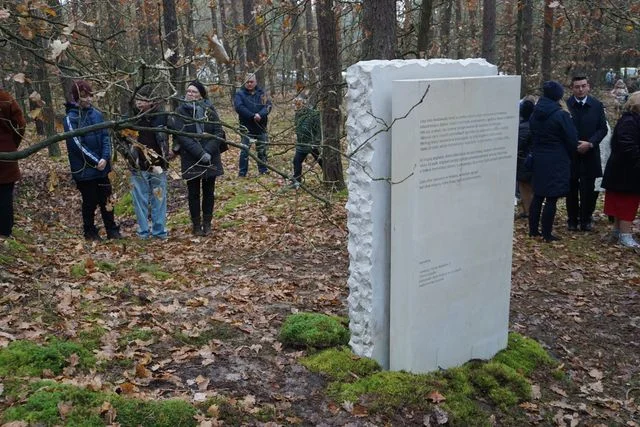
[528,81,578,243]
[168,80,225,236]
[516,97,535,218]
[0,88,26,237]
[64,80,121,241]
[290,96,322,187]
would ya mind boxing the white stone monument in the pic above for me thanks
[346,59,501,369]
[389,76,520,372]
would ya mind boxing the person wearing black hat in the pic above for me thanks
[528,81,579,242]
[125,84,170,239]
[63,80,122,241]
[516,97,535,218]
[168,81,225,236]
[566,76,608,232]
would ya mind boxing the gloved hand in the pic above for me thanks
[201,152,211,163]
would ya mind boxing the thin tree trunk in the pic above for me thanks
[441,0,453,57]
[468,0,479,56]
[163,0,181,108]
[316,0,344,189]
[291,0,305,90]
[455,0,464,58]
[361,0,397,60]
[481,0,496,63]
[183,0,196,79]
[541,0,553,82]
[242,0,263,83]
[304,1,318,83]
[417,0,434,57]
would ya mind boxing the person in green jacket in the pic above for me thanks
[291,96,322,187]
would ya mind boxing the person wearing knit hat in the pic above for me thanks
[527,81,579,242]
[167,81,225,236]
[63,79,122,241]
[565,76,608,232]
[188,80,208,100]
[516,98,536,219]
[542,80,564,101]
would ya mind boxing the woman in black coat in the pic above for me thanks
[169,81,225,236]
[528,81,578,242]
[516,98,535,218]
[601,91,640,248]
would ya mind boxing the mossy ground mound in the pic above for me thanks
[0,339,96,377]
[304,332,555,425]
[279,313,349,348]
[2,381,197,427]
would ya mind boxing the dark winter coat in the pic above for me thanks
[169,100,224,180]
[516,118,532,182]
[127,106,169,171]
[601,112,640,194]
[529,97,578,197]
[295,107,321,154]
[234,86,271,135]
[567,95,608,178]
[0,90,26,184]
[63,103,112,182]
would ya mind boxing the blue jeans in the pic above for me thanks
[130,170,168,239]
[238,133,268,176]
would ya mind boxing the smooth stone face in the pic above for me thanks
[345,59,498,369]
[389,76,520,373]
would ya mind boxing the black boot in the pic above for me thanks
[106,226,123,240]
[202,216,212,236]
[192,218,204,236]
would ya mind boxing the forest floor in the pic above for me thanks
[1,96,639,426]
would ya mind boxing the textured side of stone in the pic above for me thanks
[345,59,497,369]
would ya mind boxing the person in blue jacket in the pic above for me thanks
[528,81,578,242]
[64,80,121,241]
[234,74,272,177]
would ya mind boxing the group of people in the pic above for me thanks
[0,74,323,241]
[517,75,640,247]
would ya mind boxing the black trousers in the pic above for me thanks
[76,177,118,235]
[187,176,216,221]
[529,195,559,237]
[293,149,322,182]
[566,174,598,225]
[0,182,15,237]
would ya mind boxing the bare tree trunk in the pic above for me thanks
[361,0,397,60]
[455,0,464,58]
[541,0,553,82]
[481,0,496,63]
[291,0,305,91]
[183,0,196,79]
[516,0,533,95]
[417,0,434,57]
[587,1,604,84]
[163,0,182,108]
[468,0,479,56]
[441,0,453,57]
[316,0,344,189]
[242,0,263,83]
[304,2,318,83]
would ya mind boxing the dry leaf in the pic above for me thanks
[58,401,73,419]
[550,385,568,397]
[427,390,446,403]
[588,369,603,380]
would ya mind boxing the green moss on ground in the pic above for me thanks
[0,338,96,376]
[279,313,349,348]
[306,332,555,425]
[135,262,171,281]
[301,347,381,381]
[173,321,239,346]
[114,192,134,217]
[2,381,197,427]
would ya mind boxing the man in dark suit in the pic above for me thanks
[566,76,608,231]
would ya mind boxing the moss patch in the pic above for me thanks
[309,333,554,425]
[215,192,261,218]
[135,262,171,281]
[279,313,349,348]
[114,192,134,217]
[302,347,381,381]
[118,328,157,347]
[2,381,197,426]
[0,338,96,376]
